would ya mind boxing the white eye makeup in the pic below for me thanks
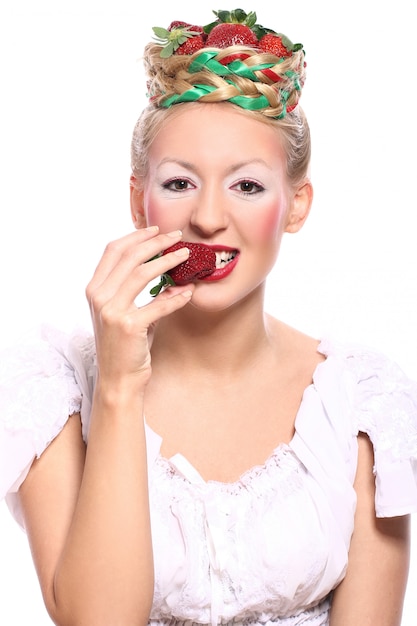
[231,179,265,196]
[154,158,272,199]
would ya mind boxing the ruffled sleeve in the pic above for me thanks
[0,325,96,524]
[320,338,417,518]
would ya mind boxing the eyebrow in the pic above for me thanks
[157,157,272,174]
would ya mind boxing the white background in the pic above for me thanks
[0,0,416,623]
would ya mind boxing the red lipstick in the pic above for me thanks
[201,246,239,282]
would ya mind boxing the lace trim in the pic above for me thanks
[153,444,305,494]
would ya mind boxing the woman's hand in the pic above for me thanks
[18,228,187,626]
[85,226,193,392]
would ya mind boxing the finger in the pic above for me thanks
[148,282,194,303]
[111,246,191,310]
[86,229,184,309]
[135,285,195,327]
[86,227,160,295]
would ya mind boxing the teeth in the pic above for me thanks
[215,250,237,269]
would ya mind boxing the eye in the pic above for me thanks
[233,180,265,195]
[162,178,194,192]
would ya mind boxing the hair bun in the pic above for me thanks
[143,9,306,119]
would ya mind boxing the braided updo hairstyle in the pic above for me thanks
[131,42,311,189]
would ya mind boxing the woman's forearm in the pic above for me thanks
[53,384,154,626]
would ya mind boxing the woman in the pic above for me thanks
[1,8,416,625]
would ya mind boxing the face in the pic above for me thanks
[132,103,311,311]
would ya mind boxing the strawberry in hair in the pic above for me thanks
[206,23,258,48]
[259,33,303,57]
[176,36,205,55]
[168,21,206,55]
[153,23,205,58]
[204,9,258,48]
[168,21,192,30]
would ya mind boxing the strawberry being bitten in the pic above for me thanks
[150,242,216,296]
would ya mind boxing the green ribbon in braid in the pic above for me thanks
[162,83,276,113]
[189,50,283,81]
[158,50,301,119]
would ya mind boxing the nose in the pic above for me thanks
[190,185,229,236]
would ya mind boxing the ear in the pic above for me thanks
[130,175,147,229]
[285,180,313,234]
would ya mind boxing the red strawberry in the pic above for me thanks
[176,35,205,55]
[153,24,205,58]
[168,20,191,30]
[168,21,205,36]
[259,33,292,57]
[165,242,216,283]
[259,33,303,58]
[168,21,206,54]
[206,23,258,49]
[150,242,216,296]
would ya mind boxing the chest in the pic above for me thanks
[144,371,310,483]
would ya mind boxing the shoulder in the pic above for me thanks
[317,336,417,426]
[316,336,417,517]
[0,325,96,502]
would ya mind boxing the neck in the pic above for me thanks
[150,288,273,377]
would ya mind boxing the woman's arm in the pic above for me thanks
[17,228,194,626]
[330,433,411,626]
[19,400,154,626]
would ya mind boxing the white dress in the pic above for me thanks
[1,325,417,626]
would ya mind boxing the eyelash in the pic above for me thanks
[161,178,265,195]
[162,178,193,192]
[235,180,265,195]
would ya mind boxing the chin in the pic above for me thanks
[188,281,264,314]
[188,296,235,314]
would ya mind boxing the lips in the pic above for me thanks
[201,245,239,281]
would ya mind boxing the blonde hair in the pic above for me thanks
[131,43,310,189]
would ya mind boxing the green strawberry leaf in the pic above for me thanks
[274,33,303,52]
[243,11,257,28]
[279,34,294,50]
[160,42,174,58]
[230,9,248,22]
[149,273,176,297]
[213,9,257,24]
[252,23,275,40]
[213,10,233,22]
[203,19,220,34]
[152,26,170,39]
[150,282,164,296]
[153,24,202,57]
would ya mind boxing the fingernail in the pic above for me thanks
[146,225,159,232]
[174,246,190,257]
[181,290,193,298]
[167,229,182,238]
